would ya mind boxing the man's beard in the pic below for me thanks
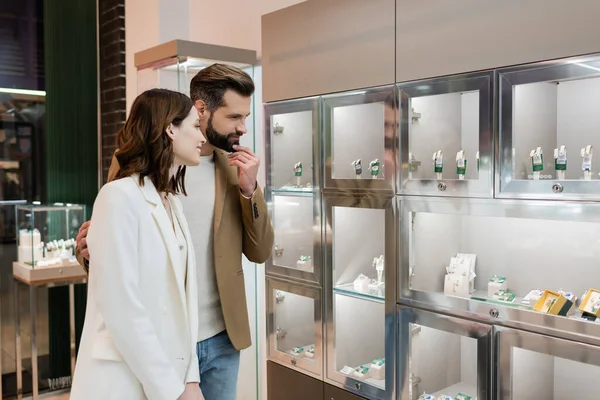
[204,114,240,153]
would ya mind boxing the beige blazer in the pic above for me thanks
[70,176,199,400]
[78,149,274,350]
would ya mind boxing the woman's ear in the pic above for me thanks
[165,123,176,140]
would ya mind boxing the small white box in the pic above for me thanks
[370,358,385,380]
[444,274,474,297]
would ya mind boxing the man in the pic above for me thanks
[76,64,274,400]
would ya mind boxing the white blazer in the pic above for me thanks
[70,175,199,400]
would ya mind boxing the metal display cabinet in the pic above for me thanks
[266,277,323,379]
[399,195,600,346]
[397,306,491,400]
[323,86,396,191]
[397,71,493,198]
[497,327,600,399]
[497,53,600,200]
[323,193,396,400]
[265,98,322,284]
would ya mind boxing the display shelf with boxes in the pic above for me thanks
[13,203,86,283]
[397,306,491,400]
[497,326,600,399]
[322,86,396,191]
[399,195,600,344]
[497,52,600,200]
[267,277,323,378]
[265,98,322,283]
[324,193,395,399]
[397,71,493,198]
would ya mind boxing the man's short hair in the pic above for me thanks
[190,63,255,111]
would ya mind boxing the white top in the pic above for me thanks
[179,155,225,342]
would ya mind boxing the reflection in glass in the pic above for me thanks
[273,290,315,362]
[511,347,600,399]
[408,92,480,181]
[409,324,478,399]
[512,76,600,181]
[271,195,314,273]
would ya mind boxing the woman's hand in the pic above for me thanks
[177,383,204,400]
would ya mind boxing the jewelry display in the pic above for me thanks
[432,150,443,180]
[488,275,507,297]
[529,147,543,180]
[353,273,371,292]
[273,122,284,135]
[443,253,476,297]
[293,162,302,187]
[369,159,380,179]
[351,159,363,179]
[373,255,384,286]
[456,150,467,180]
[18,228,76,267]
[554,145,567,180]
[579,288,600,320]
[533,290,573,316]
[296,255,312,271]
[370,358,385,380]
[581,145,593,180]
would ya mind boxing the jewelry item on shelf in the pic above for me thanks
[522,289,543,306]
[274,244,284,257]
[369,159,380,179]
[353,273,370,292]
[436,396,452,400]
[579,288,600,319]
[273,122,284,135]
[353,365,371,379]
[456,150,467,180]
[492,289,516,303]
[455,393,473,400]
[296,255,312,270]
[370,358,385,380]
[488,275,507,297]
[340,366,355,376]
[529,147,543,180]
[533,290,572,315]
[372,255,385,285]
[554,145,567,180]
[557,289,577,315]
[305,345,315,359]
[444,253,476,297]
[290,346,305,357]
[581,145,593,180]
[351,159,363,179]
[432,150,443,180]
[293,162,302,187]
[418,394,435,400]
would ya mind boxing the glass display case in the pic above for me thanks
[265,98,322,283]
[397,72,493,198]
[267,278,322,378]
[498,53,600,200]
[498,327,600,399]
[13,203,85,282]
[398,307,491,400]
[135,40,256,97]
[399,195,600,341]
[324,194,395,399]
[323,86,396,191]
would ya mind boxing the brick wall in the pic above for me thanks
[98,0,126,183]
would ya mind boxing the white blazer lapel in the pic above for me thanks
[133,176,187,318]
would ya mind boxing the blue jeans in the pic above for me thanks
[196,330,241,400]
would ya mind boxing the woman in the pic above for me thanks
[70,89,205,400]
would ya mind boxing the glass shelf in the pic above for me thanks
[333,283,385,303]
[271,187,314,195]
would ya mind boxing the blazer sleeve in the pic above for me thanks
[87,183,185,400]
[239,185,274,263]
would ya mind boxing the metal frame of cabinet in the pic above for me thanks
[397,306,492,400]
[322,86,397,191]
[397,71,494,198]
[266,277,323,378]
[264,97,323,284]
[497,53,600,200]
[323,193,396,400]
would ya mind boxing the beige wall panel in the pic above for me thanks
[262,0,395,102]
[396,0,600,82]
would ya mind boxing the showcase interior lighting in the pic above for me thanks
[0,88,46,96]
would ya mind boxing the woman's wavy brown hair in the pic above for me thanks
[114,88,194,195]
